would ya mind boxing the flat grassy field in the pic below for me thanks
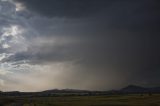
[1,94,160,106]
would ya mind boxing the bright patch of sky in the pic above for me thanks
[0,0,34,89]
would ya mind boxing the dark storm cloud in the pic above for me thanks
[11,1,160,75]
[16,0,160,33]
[15,0,114,18]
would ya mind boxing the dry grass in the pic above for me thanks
[1,94,160,106]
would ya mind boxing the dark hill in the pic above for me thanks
[120,85,148,93]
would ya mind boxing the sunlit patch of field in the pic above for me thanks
[1,94,160,106]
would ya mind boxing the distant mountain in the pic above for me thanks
[0,85,160,97]
[120,85,160,93]
[120,85,148,93]
[42,89,90,94]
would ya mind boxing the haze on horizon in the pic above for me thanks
[0,0,160,92]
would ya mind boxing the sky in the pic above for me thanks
[0,0,160,92]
